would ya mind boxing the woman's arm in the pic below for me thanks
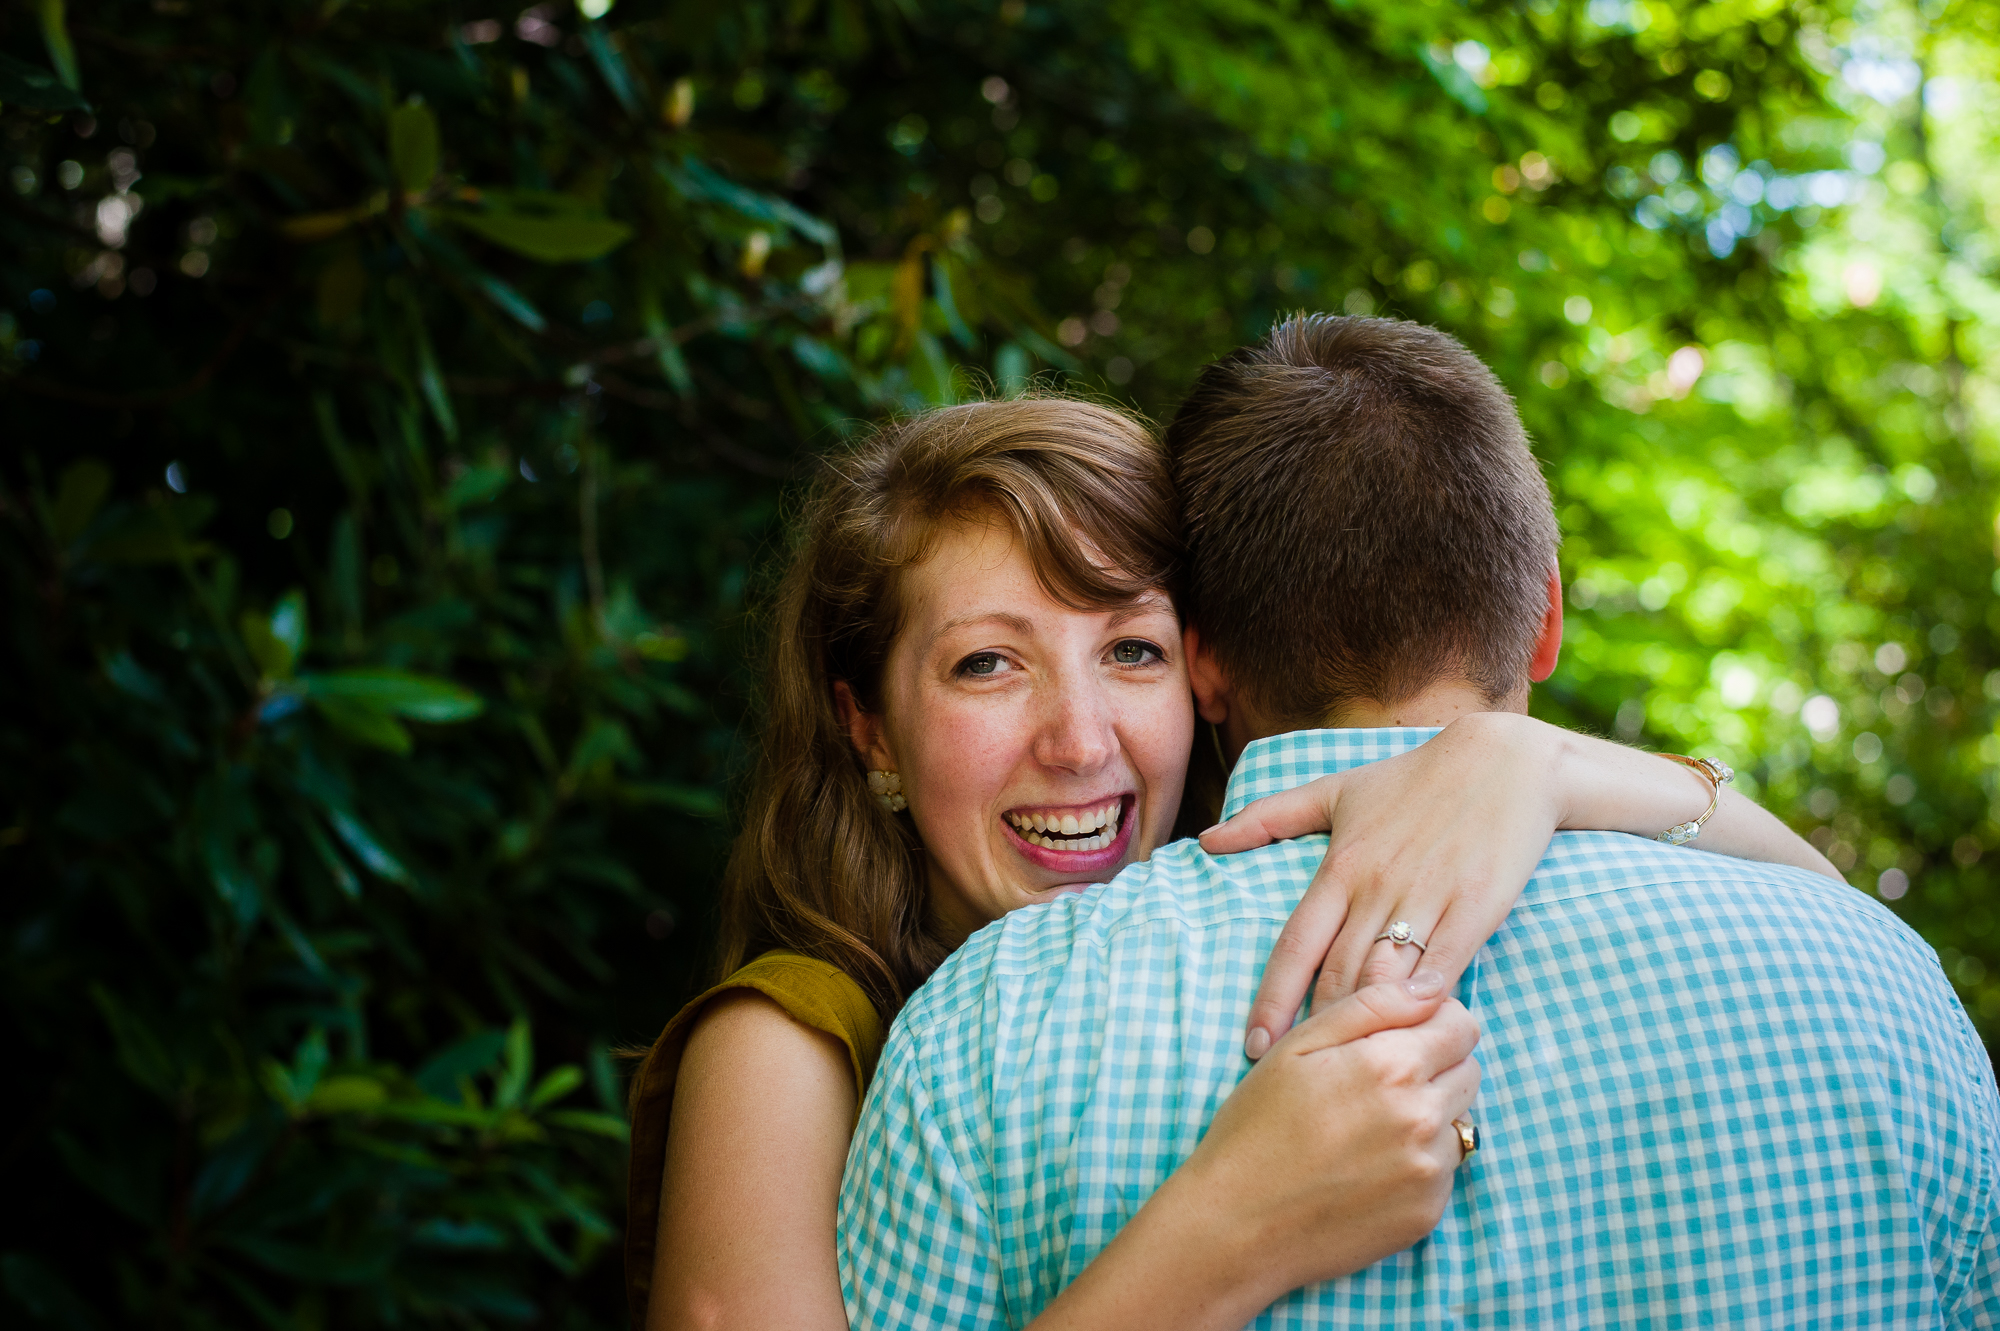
[646,991,853,1331]
[1025,977,1480,1331]
[1202,711,1841,1059]
[657,984,1471,1331]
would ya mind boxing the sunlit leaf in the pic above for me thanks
[35,4,79,92]
[526,1064,583,1110]
[494,1017,532,1111]
[542,1110,631,1141]
[306,1074,389,1114]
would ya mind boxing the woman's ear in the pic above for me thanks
[833,680,896,771]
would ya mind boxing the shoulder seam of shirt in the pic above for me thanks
[938,851,1909,994]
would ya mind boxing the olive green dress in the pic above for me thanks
[624,950,886,1327]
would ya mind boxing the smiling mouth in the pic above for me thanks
[1003,798,1126,853]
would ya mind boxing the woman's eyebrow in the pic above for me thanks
[1106,596,1174,628]
[927,611,1035,647]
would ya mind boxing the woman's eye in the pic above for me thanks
[957,652,1010,678]
[1109,639,1163,667]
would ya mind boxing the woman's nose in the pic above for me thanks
[1031,683,1117,774]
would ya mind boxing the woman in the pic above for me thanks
[628,397,1835,1329]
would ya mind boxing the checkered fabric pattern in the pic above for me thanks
[839,728,2000,1329]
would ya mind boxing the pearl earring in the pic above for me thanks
[867,769,907,813]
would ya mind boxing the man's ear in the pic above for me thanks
[1184,625,1232,725]
[1528,562,1564,683]
[833,680,896,771]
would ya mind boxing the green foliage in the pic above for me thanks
[2,0,1995,1325]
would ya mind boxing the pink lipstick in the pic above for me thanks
[1001,795,1136,877]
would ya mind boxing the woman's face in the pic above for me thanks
[847,515,1193,944]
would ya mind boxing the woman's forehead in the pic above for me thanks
[901,522,1172,645]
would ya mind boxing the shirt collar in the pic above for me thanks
[1220,727,1444,820]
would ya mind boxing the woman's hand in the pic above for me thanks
[1205,712,1569,1059]
[1177,972,1481,1290]
[1204,710,1840,1063]
[1027,973,1480,1331]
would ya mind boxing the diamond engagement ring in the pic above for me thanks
[1374,920,1426,954]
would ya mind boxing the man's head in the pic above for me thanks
[1166,314,1562,748]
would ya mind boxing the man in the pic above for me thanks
[838,315,2000,1325]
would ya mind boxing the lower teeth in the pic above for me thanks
[1030,828,1113,850]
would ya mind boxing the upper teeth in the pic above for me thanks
[1007,801,1122,850]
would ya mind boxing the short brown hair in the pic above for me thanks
[1166,314,1557,725]
[719,396,1181,1019]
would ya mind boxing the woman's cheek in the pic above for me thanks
[905,698,1018,837]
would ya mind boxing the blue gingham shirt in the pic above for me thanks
[839,728,2000,1328]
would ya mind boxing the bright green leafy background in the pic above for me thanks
[3,0,1996,1325]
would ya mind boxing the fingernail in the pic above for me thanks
[1404,970,1444,999]
[1199,823,1225,838]
[1244,1027,1271,1060]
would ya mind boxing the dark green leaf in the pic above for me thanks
[444,463,510,510]
[51,1133,161,1227]
[311,695,413,752]
[188,1116,280,1220]
[448,208,634,264]
[0,52,86,111]
[581,24,642,116]
[388,102,439,196]
[49,460,110,546]
[659,156,836,244]
[223,1232,396,1285]
[1,1252,102,1331]
[321,806,415,886]
[414,1029,506,1101]
[303,669,483,721]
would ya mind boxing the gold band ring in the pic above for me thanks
[1454,1118,1479,1160]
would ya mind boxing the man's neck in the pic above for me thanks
[1219,679,1526,766]
[1321,679,1520,730]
